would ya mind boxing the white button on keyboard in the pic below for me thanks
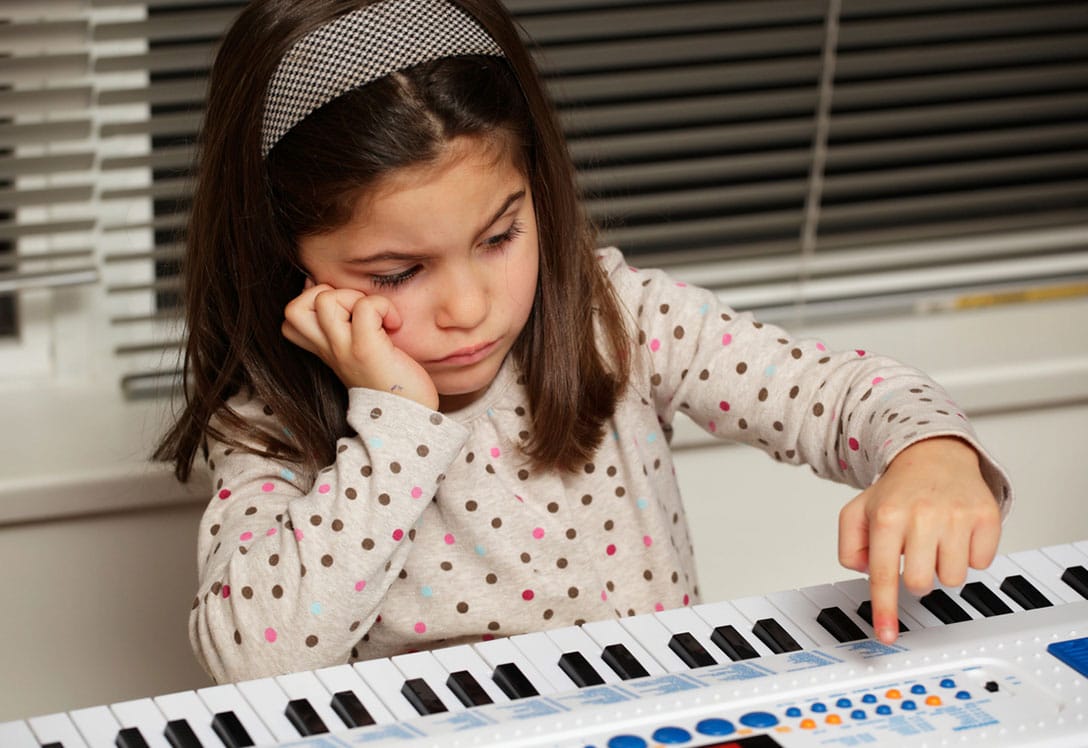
[1009,549,1083,604]
[391,650,465,712]
[472,636,557,695]
[28,712,90,748]
[987,554,1067,605]
[353,657,426,721]
[431,644,511,704]
[0,720,39,748]
[510,631,583,692]
[580,618,667,677]
[764,589,839,646]
[545,625,623,685]
[313,663,396,724]
[111,697,171,748]
[235,677,300,742]
[155,690,226,748]
[616,612,690,672]
[691,599,776,658]
[276,669,344,732]
[69,705,123,748]
[197,683,277,746]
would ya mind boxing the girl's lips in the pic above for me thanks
[429,339,499,366]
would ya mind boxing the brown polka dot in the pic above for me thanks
[813,403,825,416]
[606,580,615,591]
[345,488,357,500]
[360,466,372,477]
[417,445,429,457]
[244,506,257,516]
[350,620,361,632]
[758,388,768,401]
[242,586,253,599]
[211,581,222,595]
[491,517,502,529]
[306,635,318,647]
[398,569,407,579]
[486,464,495,474]
[557,558,568,569]
[565,528,577,539]
[659,303,670,313]
[699,369,710,380]
[429,413,443,425]
[272,585,283,598]
[547,502,559,513]
[518,469,529,480]
[321,554,334,567]
[736,362,748,374]
[581,494,593,505]
[607,466,617,477]
[466,452,475,463]
[584,462,596,474]
[368,408,382,420]
[773,421,784,431]
[487,621,500,631]
[672,571,679,582]
[390,461,401,474]
[269,554,279,566]
[378,493,391,505]
[361,538,375,550]
[210,524,220,536]
[515,406,526,416]
[441,561,453,571]
[457,602,469,613]
[789,386,800,398]
[674,325,685,339]
[650,373,662,387]
[465,500,478,511]
[543,609,554,620]
[615,486,625,497]
[234,630,242,644]
[331,519,344,531]
[486,573,498,584]
[520,552,531,563]
[567,587,579,598]
[310,514,322,526]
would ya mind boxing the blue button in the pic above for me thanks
[851,710,867,720]
[811,702,828,713]
[836,698,852,709]
[956,690,972,700]
[739,711,779,729]
[876,705,893,716]
[861,693,878,704]
[785,707,803,718]
[695,718,735,736]
[940,678,957,689]
[607,737,647,748]
[902,700,917,710]
[651,727,692,744]
[910,684,926,695]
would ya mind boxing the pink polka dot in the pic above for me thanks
[601,590,608,601]
[261,482,275,492]
[414,621,427,634]
[872,377,884,385]
[719,400,730,411]
[675,281,687,288]
[682,593,690,606]
[708,421,717,433]
[522,589,534,601]
[606,544,616,556]
[883,438,894,448]
[490,447,501,458]
[264,627,277,643]
[654,602,665,612]
[482,633,495,641]
[410,486,423,499]
[218,489,231,500]
[239,531,253,542]
[643,535,653,547]
[532,527,545,539]
[848,437,860,451]
[650,338,661,352]
[222,585,230,598]
[721,333,732,346]
[266,528,277,536]
[294,529,304,541]
[816,342,826,351]
[317,484,331,494]
[392,528,404,541]
[515,494,524,502]
[839,458,849,471]
[355,580,367,592]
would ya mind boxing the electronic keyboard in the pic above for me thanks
[4,542,1088,748]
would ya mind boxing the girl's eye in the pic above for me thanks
[371,265,421,289]
[483,219,525,250]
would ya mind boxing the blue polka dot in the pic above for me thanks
[475,544,486,556]
[369,437,383,449]
[764,365,777,377]
[647,432,657,443]
[283,427,294,438]
[636,498,649,510]
[487,408,495,417]
[280,468,296,481]
[309,602,322,616]
[698,302,709,316]
[420,585,433,598]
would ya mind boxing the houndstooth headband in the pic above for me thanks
[260,0,504,157]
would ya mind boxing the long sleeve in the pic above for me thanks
[600,248,1012,512]
[189,387,469,683]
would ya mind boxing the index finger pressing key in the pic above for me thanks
[867,540,904,644]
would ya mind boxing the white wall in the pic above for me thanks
[1,295,1086,723]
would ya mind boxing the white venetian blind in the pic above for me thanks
[1,0,1085,398]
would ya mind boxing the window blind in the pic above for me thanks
[1,0,1085,398]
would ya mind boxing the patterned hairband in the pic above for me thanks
[260,0,505,157]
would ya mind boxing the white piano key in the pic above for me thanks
[28,712,90,748]
[832,577,926,630]
[654,606,724,663]
[798,583,877,640]
[545,625,623,685]
[1041,542,1088,569]
[730,594,820,649]
[276,670,345,733]
[197,683,277,747]
[353,657,426,721]
[0,721,40,748]
[985,553,1064,607]
[764,589,840,646]
[69,705,123,748]
[578,618,667,678]
[430,644,511,704]
[691,599,776,658]
[312,663,396,725]
[1074,540,1088,558]
[616,611,690,672]
[1005,550,1081,603]
[235,677,301,742]
[391,650,466,712]
[509,631,584,692]
[473,636,558,695]
[895,579,947,627]
[960,567,1024,614]
[155,690,226,748]
[110,698,171,748]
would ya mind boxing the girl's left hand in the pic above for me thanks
[837,436,1002,644]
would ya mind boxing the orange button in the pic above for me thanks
[826,714,842,725]
[775,726,792,733]
[885,689,902,699]
[926,695,942,706]
[800,719,817,729]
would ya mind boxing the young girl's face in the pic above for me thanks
[297,136,540,411]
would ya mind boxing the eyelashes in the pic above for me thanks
[370,220,526,290]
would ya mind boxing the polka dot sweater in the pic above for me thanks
[190,248,1012,684]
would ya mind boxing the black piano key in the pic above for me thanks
[42,744,65,748]
[752,618,803,654]
[710,624,760,661]
[557,651,606,687]
[446,670,493,707]
[1000,574,1053,610]
[163,719,203,748]
[856,601,909,632]
[492,662,539,700]
[816,606,868,642]
[1061,565,1088,599]
[211,711,254,748]
[401,678,448,715]
[330,690,375,728]
[668,632,717,668]
[601,643,650,680]
[284,698,328,736]
[959,581,1013,617]
[920,588,973,623]
[115,727,151,748]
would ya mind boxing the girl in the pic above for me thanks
[157,0,1011,685]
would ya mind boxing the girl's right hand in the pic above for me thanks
[282,280,440,410]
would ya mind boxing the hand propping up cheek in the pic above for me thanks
[282,280,440,410]
[837,436,1001,644]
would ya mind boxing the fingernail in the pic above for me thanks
[877,626,896,643]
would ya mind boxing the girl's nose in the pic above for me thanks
[435,272,489,330]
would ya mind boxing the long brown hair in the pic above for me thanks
[155,0,631,481]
